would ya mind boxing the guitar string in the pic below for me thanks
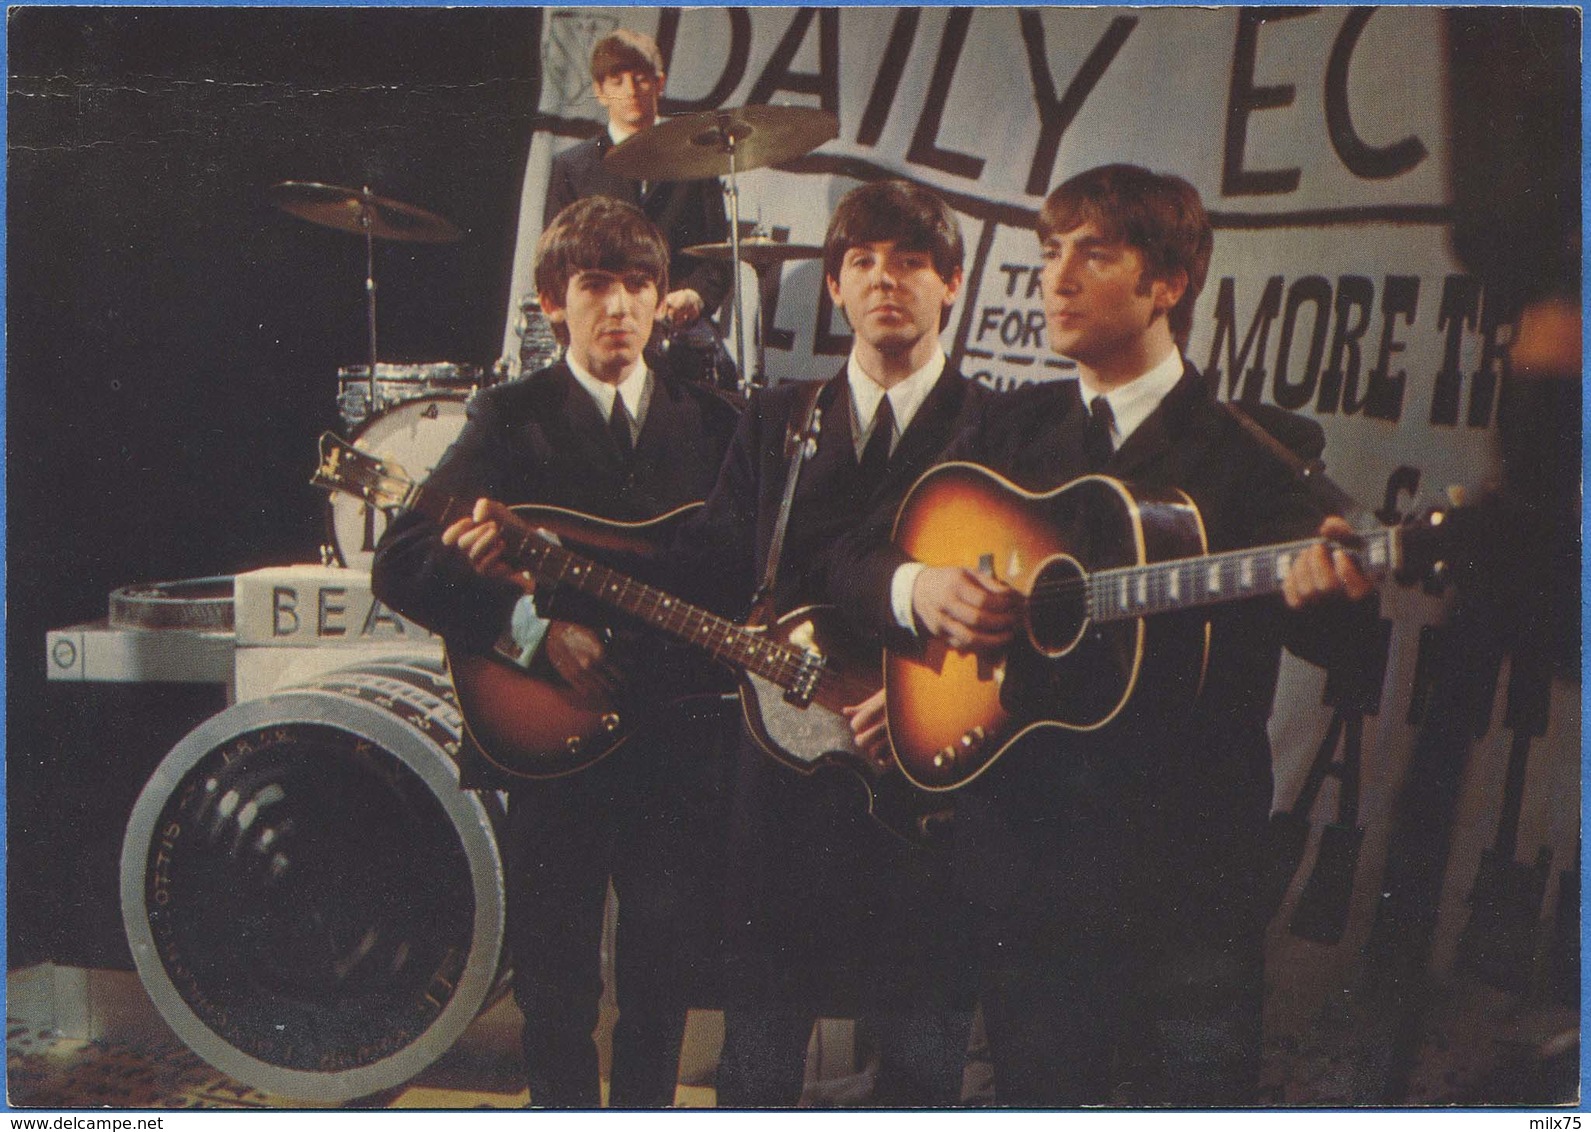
[494,522,810,683]
[379,478,825,690]
[1022,534,1370,608]
[1018,534,1380,623]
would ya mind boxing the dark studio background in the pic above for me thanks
[7,7,542,967]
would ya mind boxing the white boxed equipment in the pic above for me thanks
[232,565,442,701]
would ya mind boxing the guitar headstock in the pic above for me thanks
[312,432,416,511]
[1391,502,1481,593]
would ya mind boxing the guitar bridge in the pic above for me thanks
[784,651,824,708]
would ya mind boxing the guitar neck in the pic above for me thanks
[1085,527,1398,623]
[410,482,809,686]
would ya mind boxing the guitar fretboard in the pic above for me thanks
[1083,527,1397,623]
[412,482,813,688]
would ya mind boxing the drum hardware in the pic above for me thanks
[334,361,483,431]
[514,296,564,377]
[683,235,825,269]
[120,658,508,1101]
[268,181,464,244]
[647,310,740,393]
[604,105,839,392]
[109,576,236,632]
[684,236,822,388]
[270,180,465,434]
[327,396,470,572]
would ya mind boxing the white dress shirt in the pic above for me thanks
[567,353,652,442]
[1076,345,1184,453]
[847,347,947,460]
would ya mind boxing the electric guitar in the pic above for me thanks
[886,461,1462,791]
[312,433,949,846]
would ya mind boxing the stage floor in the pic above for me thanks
[5,964,1577,1108]
[4,965,714,1110]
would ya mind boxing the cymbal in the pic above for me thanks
[270,181,463,244]
[604,105,839,182]
[683,237,824,268]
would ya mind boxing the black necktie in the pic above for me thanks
[1083,395,1115,471]
[609,396,634,461]
[858,395,895,481]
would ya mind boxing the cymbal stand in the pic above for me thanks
[697,115,752,392]
[752,261,780,387]
[360,186,379,414]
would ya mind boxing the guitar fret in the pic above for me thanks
[380,473,814,690]
[318,445,840,714]
[1086,529,1392,624]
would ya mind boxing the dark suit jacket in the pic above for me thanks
[832,364,1353,928]
[666,363,991,1014]
[545,133,731,314]
[671,364,988,618]
[371,362,743,1039]
[372,361,741,656]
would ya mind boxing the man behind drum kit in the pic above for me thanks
[372,196,741,1107]
[537,29,733,385]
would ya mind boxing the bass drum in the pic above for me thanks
[120,658,508,1102]
[336,361,482,431]
[328,396,468,572]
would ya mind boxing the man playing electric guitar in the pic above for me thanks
[658,181,991,1107]
[372,197,740,1107]
[831,165,1375,1105]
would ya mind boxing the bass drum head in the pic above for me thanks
[329,396,468,572]
[120,659,506,1102]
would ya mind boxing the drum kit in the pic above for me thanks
[273,103,838,570]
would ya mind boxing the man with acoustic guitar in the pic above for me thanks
[831,164,1374,1105]
[372,197,740,1107]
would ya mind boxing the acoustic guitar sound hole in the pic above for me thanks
[1026,555,1089,655]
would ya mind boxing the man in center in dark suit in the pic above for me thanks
[663,180,990,1106]
[832,164,1374,1105]
[372,197,741,1107]
[543,29,731,383]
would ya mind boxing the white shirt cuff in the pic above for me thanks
[891,562,926,633]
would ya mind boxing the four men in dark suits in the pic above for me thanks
[372,195,740,1107]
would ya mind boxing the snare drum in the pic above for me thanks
[327,395,469,571]
[648,318,741,392]
[336,361,482,430]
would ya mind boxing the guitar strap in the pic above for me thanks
[748,377,828,625]
[1217,399,1363,520]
